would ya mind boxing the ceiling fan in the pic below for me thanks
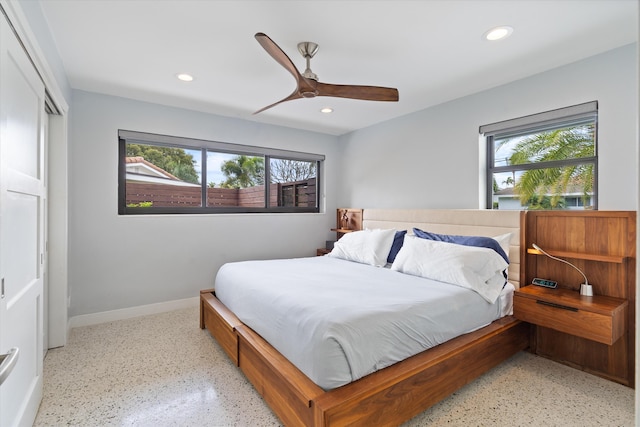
[253,32,399,114]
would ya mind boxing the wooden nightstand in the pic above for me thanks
[334,208,363,239]
[520,211,635,386]
[316,248,330,256]
[316,208,363,256]
[513,285,628,345]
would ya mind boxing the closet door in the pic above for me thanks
[0,11,46,427]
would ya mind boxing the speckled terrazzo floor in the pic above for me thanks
[34,306,634,427]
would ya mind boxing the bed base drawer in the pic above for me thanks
[200,290,242,365]
[236,324,323,427]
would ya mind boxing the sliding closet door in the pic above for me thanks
[0,11,46,427]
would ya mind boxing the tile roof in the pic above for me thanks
[125,156,181,181]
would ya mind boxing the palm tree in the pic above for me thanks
[501,124,594,208]
[220,155,264,188]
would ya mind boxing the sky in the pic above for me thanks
[189,149,238,186]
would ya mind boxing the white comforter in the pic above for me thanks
[214,256,513,390]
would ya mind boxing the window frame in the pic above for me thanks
[481,101,598,210]
[118,130,324,215]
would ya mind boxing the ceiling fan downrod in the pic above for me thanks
[297,41,319,81]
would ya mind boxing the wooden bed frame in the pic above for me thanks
[200,209,530,426]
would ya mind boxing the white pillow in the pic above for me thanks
[328,228,396,267]
[391,236,508,303]
[493,232,512,259]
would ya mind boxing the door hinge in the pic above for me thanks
[1,278,4,299]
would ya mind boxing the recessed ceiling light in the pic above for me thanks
[176,73,194,82]
[483,26,513,41]
[320,107,333,114]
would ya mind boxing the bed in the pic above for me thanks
[200,209,529,426]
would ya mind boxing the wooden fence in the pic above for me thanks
[126,178,316,208]
[278,178,316,207]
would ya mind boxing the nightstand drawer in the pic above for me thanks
[513,287,628,345]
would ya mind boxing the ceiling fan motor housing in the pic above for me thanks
[301,79,319,98]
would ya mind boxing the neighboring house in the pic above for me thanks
[494,185,594,210]
[125,156,199,187]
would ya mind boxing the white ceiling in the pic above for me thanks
[38,0,637,136]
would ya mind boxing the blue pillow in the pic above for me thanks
[412,228,509,263]
[387,230,407,264]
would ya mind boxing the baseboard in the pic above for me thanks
[68,297,199,329]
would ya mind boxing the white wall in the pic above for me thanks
[69,44,637,317]
[338,44,637,211]
[69,91,340,316]
[13,0,71,102]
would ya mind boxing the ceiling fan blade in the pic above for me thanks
[255,32,302,84]
[316,82,399,102]
[253,90,303,115]
[254,32,398,113]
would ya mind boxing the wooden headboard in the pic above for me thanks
[363,209,523,288]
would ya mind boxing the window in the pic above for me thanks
[481,101,597,210]
[118,130,323,214]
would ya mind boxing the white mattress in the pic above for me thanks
[215,256,514,390]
